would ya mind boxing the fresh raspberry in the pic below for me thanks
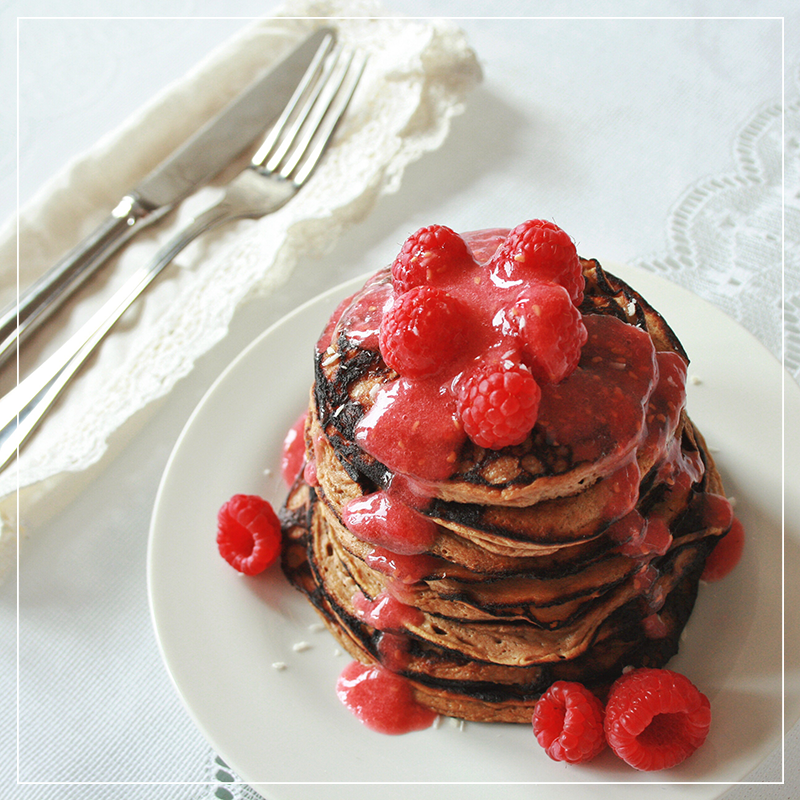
[379,286,468,377]
[508,283,588,384]
[532,681,607,764]
[604,668,711,771]
[391,224,474,293]
[491,219,584,304]
[457,359,541,449]
[216,494,282,576]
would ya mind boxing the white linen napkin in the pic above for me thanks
[0,0,482,579]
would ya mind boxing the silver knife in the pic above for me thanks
[0,26,335,368]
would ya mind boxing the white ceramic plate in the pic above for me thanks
[148,263,800,800]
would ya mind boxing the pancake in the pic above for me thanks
[279,224,734,725]
[281,426,725,722]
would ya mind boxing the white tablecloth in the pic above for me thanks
[1,2,797,799]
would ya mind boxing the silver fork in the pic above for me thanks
[0,39,366,471]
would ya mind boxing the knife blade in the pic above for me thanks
[0,25,335,368]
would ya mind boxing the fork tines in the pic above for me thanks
[252,35,367,187]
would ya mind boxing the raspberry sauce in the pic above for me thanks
[364,546,444,583]
[354,376,466,481]
[534,314,657,467]
[354,305,658,484]
[342,491,438,555]
[302,458,318,487]
[375,631,414,672]
[641,351,687,464]
[329,274,393,351]
[701,516,745,582]
[336,660,438,734]
[351,589,424,631]
[701,493,735,531]
[601,458,642,522]
[280,412,307,486]
[610,511,673,558]
[642,612,670,639]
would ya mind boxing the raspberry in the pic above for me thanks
[532,681,607,764]
[391,224,474,293]
[604,668,711,771]
[508,283,588,384]
[491,219,584,304]
[379,286,467,377]
[457,359,541,449]
[216,494,282,576]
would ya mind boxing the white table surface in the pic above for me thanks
[1,1,797,799]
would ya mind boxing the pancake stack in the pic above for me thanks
[280,229,732,724]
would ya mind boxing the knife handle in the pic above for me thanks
[0,193,169,368]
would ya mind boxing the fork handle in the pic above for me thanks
[0,195,172,369]
[0,199,238,471]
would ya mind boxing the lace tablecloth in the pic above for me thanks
[634,94,799,378]
[1,3,797,800]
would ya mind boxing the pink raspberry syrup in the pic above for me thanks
[374,631,415,672]
[302,428,327,488]
[354,305,659,486]
[642,612,671,639]
[640,351,688,465]
[364,546,444,584]
[342,491,438,555]
[606,510,660,558]
[701,492,735,532]
[615,514,673,559]
[323,275,393,352]
[599,458,642,524]
[280,412,307,486]
[533,314,657,469]
[701,515,744,582]
[336,660,438,734]
[351,589,425,631]
[354,376,466,481]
